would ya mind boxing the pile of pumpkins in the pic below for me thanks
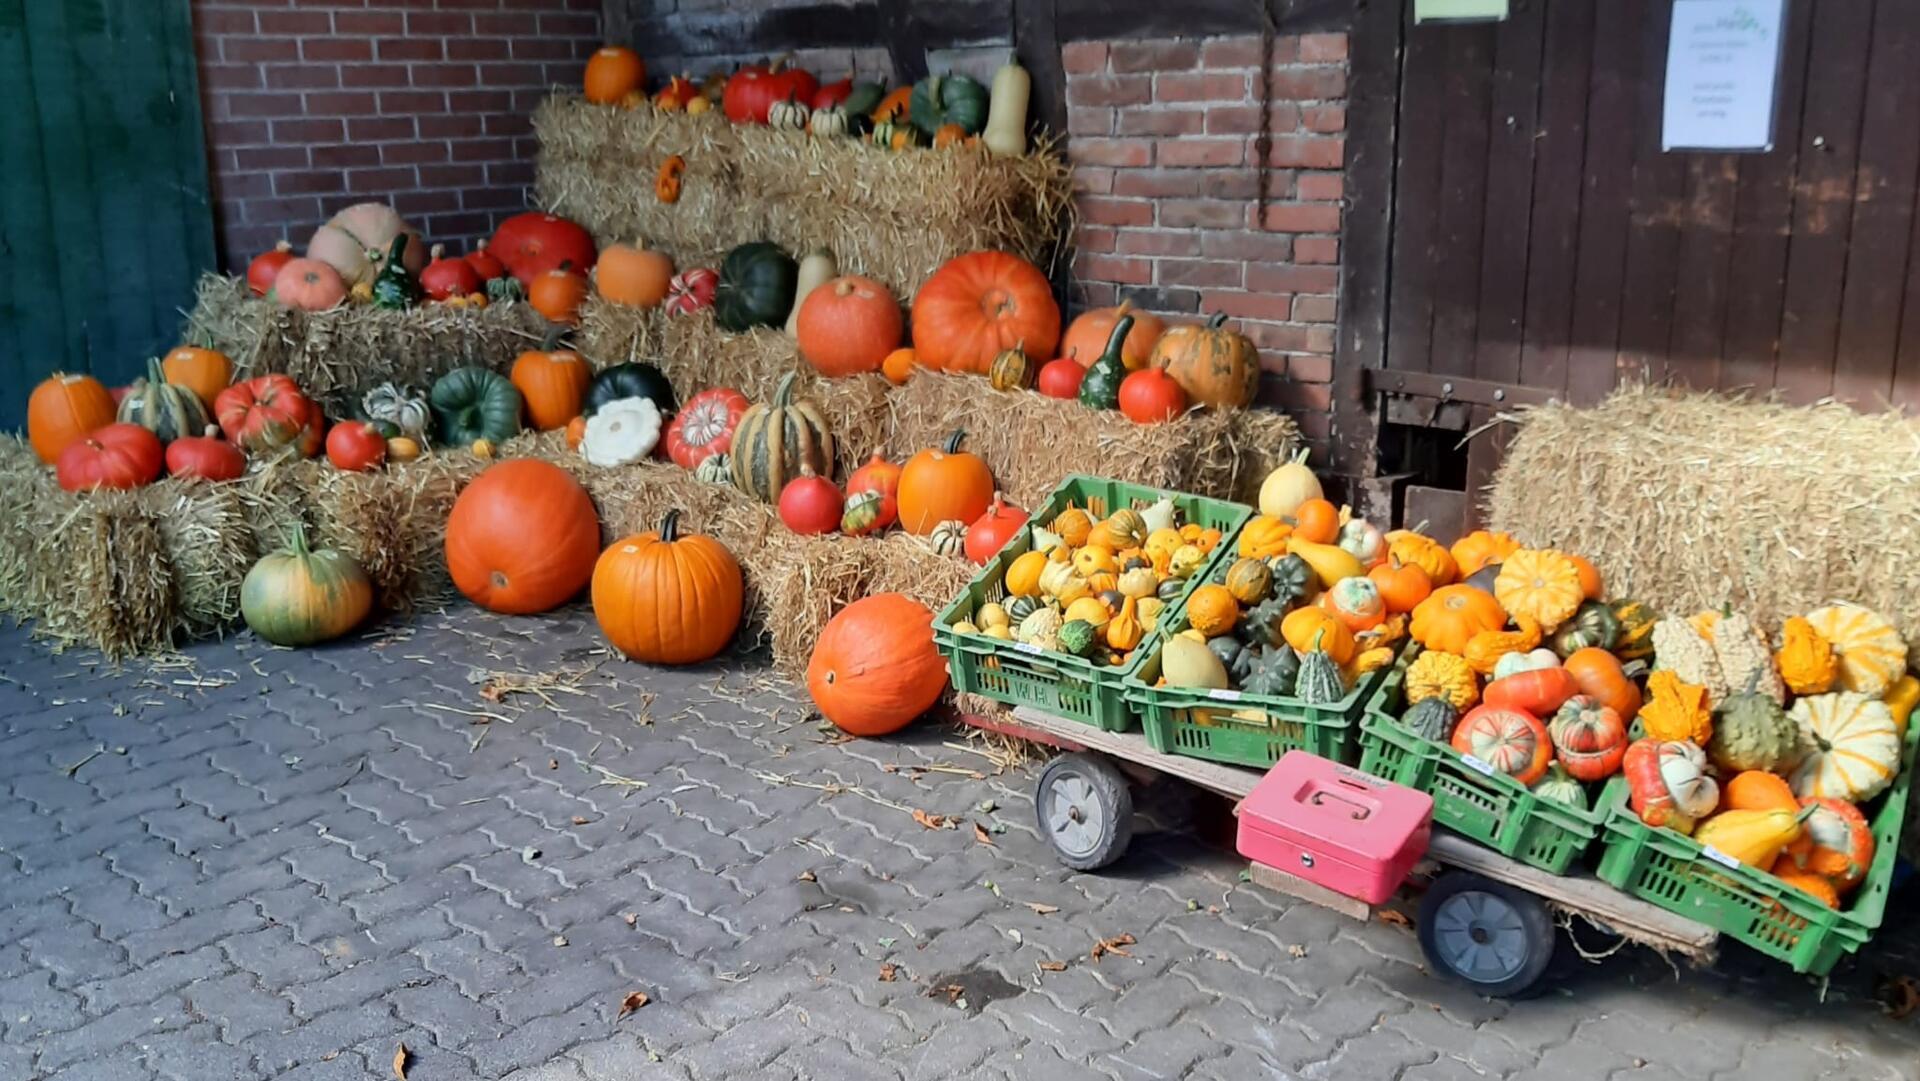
[583,45,1033,157]
[243,203,601,326]
[952,497,1226,670]
[1387,520,1916,910]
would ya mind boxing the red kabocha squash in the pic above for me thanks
[1482,665,1579,718]
[723,57,819,124]
[777,469,844,534]
[215,375,315,454]
[247,240,295,296]
[963,493,1028,565]
[529,268,591,324]
[420,244,483,300]
[1547,695,1628,781]
[665,267,719,315]
[55,423,164,492]
[807,593,949,736]
[910,251,1060,374]
[1035,358,1086,399]
[843,451,903,530]
[593,510,745,665]
[584,45,646,104]
[1061,301,1166,370]
[166,426,247,482]
[511,348,592,431]
[27,372,117,464]
[595,241,675,307]
[1450,705,1552,786]
[1117,367,1188,423]
[444,460,602,614]
[896,430,994,535]
[324,421,387,473]
[464,241,507,283]
[305,202,424,286]
[272,258,348,312]
[664,387,749,469]
[490,212,598,286]
[796,276,903,377]
[160,345,233,412]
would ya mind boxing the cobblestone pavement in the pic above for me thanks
[3,609,1919,1081]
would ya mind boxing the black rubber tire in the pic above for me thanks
[1034,752,1134,871]
[1417,871,1557,998]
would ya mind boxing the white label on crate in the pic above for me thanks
[1208,689,1243,702]
[1459,754,1498,777]
[1014,642,1044,656]
[1701,845,1742,870]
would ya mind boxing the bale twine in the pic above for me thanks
[1487,385,1920,648]
[533,96,1075,300]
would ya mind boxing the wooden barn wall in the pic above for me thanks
[1370,0,1920,410]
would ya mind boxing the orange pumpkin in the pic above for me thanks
[871,86,913,123]
[1368,558,1432,614]
[881,347,917,386]
[444,460,602,614]
[592,510,744,665]
[510,349,592,431]
[808,594,950,736]
[272,257,347,311]
[909,251,1061,374]
[1561,646,1642,721]
[896,430,995,535]
[565,415,587,450]
[1410,585,1508,655]
[1565,552,1603,600]
[796,276,904,377]
[584,46,646,104]
[595,241,675,307]
[1060,301,1166,371]
[27,373,117,464]
[1288,498,1340,545]
[932,123,967,149]
[1281,606,1355,665]
[160,346,233,411]
[1148,312,1260,409]
[1451,530,1519,577]
[530,268,591,324]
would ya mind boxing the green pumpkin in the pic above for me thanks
[1058,619,1098,657]
[1531,764,1589,810]
[118,357,210,444]
[1264,554,1314,603]
[1207,636,1257,683]
[371,234,423,310]
[1294,631,1347,704]
[1400,697,1459,743]
[585,362,677,418]
[908,73,989,136]
[240,524,374,647]
[1005,594,1041,624]
[1078,315,1131,411]
[1552,600,1621,657]
[713,242,798,332]
[430,366,522,446]
[1241,594,1292,650]
[1242,647,1299,698]
[842,81,887,118]
[1707,671,1802,774]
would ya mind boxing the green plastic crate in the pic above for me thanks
[1592,721,1920,975]
[1354,651,1606,875]
[933,475,1251,733]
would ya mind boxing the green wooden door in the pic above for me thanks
[0,0,216,427]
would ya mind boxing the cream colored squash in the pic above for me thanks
[785,249,839,335]
[983,54,1031,156]
[1789,691,1903,803]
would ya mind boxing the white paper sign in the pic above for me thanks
[1663,0,1787,151]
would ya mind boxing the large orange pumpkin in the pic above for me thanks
[592,510,744,664]
[806,593,950,736]
[910,251,1060,374]
[584,46,646,104]
[896,430,995,535]
[796,276,904,377]
[160,346,234,411]
[510,349,592,431]
[1060,301,1166,371]
[594,241,675,307]
[1410,584,1508,655]
[27,373,117,464]
[444,460,602,614]
[1149,312,1260,409]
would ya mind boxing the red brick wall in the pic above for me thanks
[1065,33,1348,448]
[190,0,600,273]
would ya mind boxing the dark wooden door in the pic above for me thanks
[0,0,217,426]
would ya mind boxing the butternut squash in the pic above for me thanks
[785,249,839,335]
[983,54,1031,156]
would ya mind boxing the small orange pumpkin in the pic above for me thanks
[795,276,904,378]
[595,241,675,307]
[1147,312,1259,408]
[881,347,917,386]
[160,346,234,411]
[529,268,591,324]
[27,373,118,464]
[510,348,592,431]
[584,46,646,104]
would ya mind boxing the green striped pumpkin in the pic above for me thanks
[729,372,835,502]
[118,358,210,444]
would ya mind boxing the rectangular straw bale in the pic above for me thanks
[760,530,974,678]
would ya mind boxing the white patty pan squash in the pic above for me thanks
[582,396,663,467]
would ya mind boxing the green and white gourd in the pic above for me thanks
[118,358,210,444]
[927,519,967,556]
[808,106,851,138]
[694,453,732,485]
[1293,630,1347,704]
[767,97,811,131]
[1399,698,1459,743]
[363,382,431,441]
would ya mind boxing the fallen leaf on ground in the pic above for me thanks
[1878,975,1920,1019]
[797,870,817,883]
[393,1044,410,1079]
[1288,944,1309,959]
[553,936,568,947]
[623,913,637,926]
[1038,960,1068,972]
[548,759,559,770]
[927,983,964,1003]
[1377,910,1412,928]
[1090,933,1136,962]
[973,823,996,847]
[1025,902,1059,915]
[879,963,898,982]
[571,815,590,825]
[619,991,650,1016]
[912,809,950,830]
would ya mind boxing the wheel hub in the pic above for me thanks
[1431,891,1529,983]
[1045,773,1102,858]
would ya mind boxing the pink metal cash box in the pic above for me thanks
[1236,751,1433,905]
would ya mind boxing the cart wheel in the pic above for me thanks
[1417,871,1556,998]
[1035,752,1133,871]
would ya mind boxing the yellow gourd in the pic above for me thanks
[1806,602,1909,696]
[1117,567,1158,599]
[1168,545,1207,580]
[1072,546,1118,577]
[1055,576,1092,605]
[1885,674,1919,738]
[1640,670,1713,745]
[1161,635,1229,689]
[1257,447,1322,518]
[1461,616,1543,677]
[1776,615,1838,696]
[1281,607,1355,665]
[1136,596,1166,629]
[1492,549,1583,632]
[1286,536,1364,588]
[1037,558,1077,598]
[1237,515,1294,560]
[1107,597,1143,651]
[1692,806,1814,869]
[1143,528,1183,565]
[1004,551,1049,597]
[1065,596,1111,626]
[1386,530,1458,586]
[1052,507,1092,547]
[977,602,1010,631]
[1405,650,1477,710]
[1186,585,1239,637]
[1351,647,1395,677]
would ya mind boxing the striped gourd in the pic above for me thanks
[118,358,210,444]
[1805,603,1908,696]
[728,372,835,502]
